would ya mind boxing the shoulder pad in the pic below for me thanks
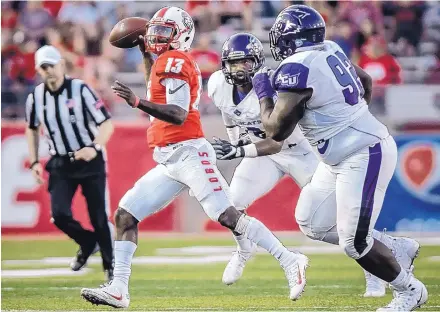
[324,40,339,49]
[207,70,224,100]
[324,40,346,55]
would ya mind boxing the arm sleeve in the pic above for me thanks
[25,92,40,129]
[222,112,240,144]
[222,111,236,127]
[80,84,111,125]
[161,78,191,111]
[271,62,310,92]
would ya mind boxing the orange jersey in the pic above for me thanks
[146,50,205,148]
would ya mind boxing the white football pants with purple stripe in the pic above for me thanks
[298,135,397,259]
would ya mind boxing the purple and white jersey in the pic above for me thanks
[208,70,308,151]
[271,40,389,164]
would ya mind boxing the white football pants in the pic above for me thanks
[119,138,233,222]
[297,136,398,259]
[230,147,319,210]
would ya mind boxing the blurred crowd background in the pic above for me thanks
[2,1,440,235]
[2,0,440,120]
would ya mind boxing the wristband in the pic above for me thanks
[242,144,258,158]
[235,146,245,158]
[30,160,39,170]
[133,96,140,108]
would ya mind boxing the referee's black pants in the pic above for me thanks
[46,152,113,271]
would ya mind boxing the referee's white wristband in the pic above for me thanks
[242,144,258,158]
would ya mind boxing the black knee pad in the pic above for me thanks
[115,207,138,230]
[218,208,241,230]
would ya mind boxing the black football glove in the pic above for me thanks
[211,137,245,160]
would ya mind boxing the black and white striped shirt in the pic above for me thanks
[25,77,111,156]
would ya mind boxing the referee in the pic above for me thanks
[25,45,114,281]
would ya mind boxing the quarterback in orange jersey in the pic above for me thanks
[81,7,309,308]
[146,48,204,147]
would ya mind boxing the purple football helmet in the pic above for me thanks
[221,33,265,85]
[269,5,325,61]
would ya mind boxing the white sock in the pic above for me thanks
[389,268,411,291]
[234,215,294,267]
[233,233,254,253]
[112,241,137,293]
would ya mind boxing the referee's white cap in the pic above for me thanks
[35,45,62,69]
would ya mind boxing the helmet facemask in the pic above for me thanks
[269,20,297,61]
[145,21,179,55]
[222,57,261,86]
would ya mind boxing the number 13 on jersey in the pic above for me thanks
[165,58,185,73]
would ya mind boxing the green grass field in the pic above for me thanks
[2,236,440,311]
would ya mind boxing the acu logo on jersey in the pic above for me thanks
[276,73,300,87]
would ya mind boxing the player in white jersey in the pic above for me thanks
[209,32,419,298]
[208,33,317,287]
[251,5,427,311]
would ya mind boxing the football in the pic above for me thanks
[109,17,148,49]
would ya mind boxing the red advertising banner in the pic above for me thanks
[204,177,300,231]
[1,123,176,234]
[1,122,300,234]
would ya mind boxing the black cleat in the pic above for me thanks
[70,243,96,271]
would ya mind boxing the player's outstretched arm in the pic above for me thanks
[212,136,283,160]
[252,66,311,142]
[136,99,187,125]
[259,90,311,142]
[254,138,283,155]
[354,64,372,104]
[112,80,187,125]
